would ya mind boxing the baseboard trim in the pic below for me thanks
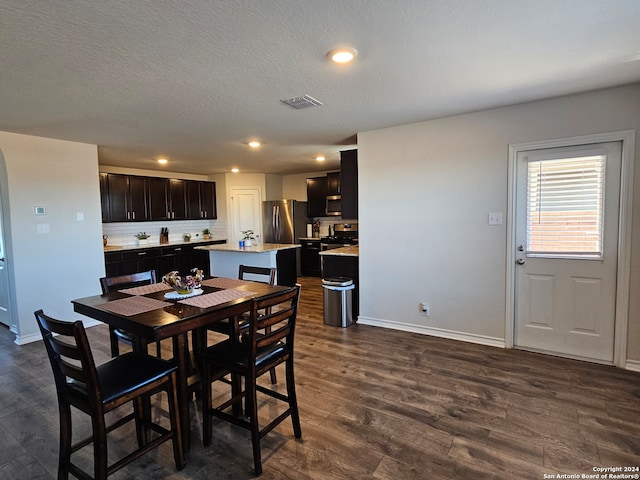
[625,359,640,372]
[357,317,506,349]
[13,319,102,345]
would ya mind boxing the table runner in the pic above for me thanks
[119,282,172,295]
[200,277,254,289]
[178,289,256,308]
[96,296,172,316]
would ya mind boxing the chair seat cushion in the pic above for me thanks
[199,339,286,371]
[69,353,177,404]
[113,328,137,343]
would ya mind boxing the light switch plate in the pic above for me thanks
[488,212,503,225]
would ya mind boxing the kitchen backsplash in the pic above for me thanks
[103,219,227,246]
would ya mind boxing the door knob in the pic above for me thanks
[516,259,525,265]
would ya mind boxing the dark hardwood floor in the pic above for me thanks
[1,276,639,479]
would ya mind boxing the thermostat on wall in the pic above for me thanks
[34,206,46,215]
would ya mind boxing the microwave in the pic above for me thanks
[325,195,341,216]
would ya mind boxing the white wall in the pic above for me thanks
[0,132,105,343]
[358,84,640,364]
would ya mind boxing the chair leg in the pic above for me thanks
[166,372,185,470]
[57,402,72,480]
[269,367,277,385]
[92,416,109,480]
[246,376,262,475]
[286,358,302,438]
[133,396,148,448]
[108,326,120,357]
[202,362,212,447]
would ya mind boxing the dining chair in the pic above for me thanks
[198,285,302,475]
[207,265,278,384]
[34,309,185,480]
[99,270,162,357]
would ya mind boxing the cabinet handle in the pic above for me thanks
[138,252,146,256]
[132,211,135,220]
[127,212,130,220]
[175,248,182,251]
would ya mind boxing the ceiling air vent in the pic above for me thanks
[280,94,323,109]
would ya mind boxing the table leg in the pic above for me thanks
[173,333,191,451]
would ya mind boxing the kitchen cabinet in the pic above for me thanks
[306,176,327,217]
[340,149,358,219]
[103,240,225,279]
[186,180,217,219]
[300,239,321,277]
[327,171,340,195]
[105,174,149,222]
[321,253,359,318]
[99,173,110,223]
[147,177,187,220]
[103,174,216,223]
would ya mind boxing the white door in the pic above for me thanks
[514,142,621,362]
[0,186,10,327]
[230,188,262,245]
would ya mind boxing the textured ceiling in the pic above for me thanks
[1,0,640,175]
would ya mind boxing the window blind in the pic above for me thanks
[526,155,605,258]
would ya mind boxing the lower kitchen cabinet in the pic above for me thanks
[300,239,321,276]
[321,254,359,319]
[103,240,225,280]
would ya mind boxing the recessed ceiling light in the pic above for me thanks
[328,47,358,64]
[248,141,261,148]
[157,158,168,165]
[316,155,325,161]
[231,168,239,173]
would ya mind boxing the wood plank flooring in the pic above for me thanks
[1,276,639,479]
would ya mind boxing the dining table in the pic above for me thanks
[71,276,292,450]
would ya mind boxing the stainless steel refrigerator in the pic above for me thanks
[262,200,308,244]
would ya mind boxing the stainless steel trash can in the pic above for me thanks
[322,277,355,327]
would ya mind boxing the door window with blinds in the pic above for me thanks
[526,154,606,259]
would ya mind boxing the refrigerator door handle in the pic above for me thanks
[275,205,281,241]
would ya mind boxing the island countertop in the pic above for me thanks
[195,243,301,253]
[319,245,359,257]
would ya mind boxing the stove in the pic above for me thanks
[320,223,358,249]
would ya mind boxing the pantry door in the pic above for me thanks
[230,188,262,245]
[513,142,621,362]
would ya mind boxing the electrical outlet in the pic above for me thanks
[419,302,430,316]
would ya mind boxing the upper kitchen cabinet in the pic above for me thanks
[340,149,358,219]
[99,173,110,223]
[186,180,217,219]
[104,174,149,222]
[327,171,340,195]
[148,177,187,220]
[306,176,327,217]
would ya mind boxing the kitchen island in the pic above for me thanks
[320,245,359,319]
[195,243,301,286]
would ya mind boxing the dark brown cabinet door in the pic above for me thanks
[327,171,341,195]
[307,176,327,217]
[340,149,358,219]
[168,179,187,220]
[105,174,149,222]
[186,181,201,219]
[200,181,217,219]
[99,173,110,223]
[128,175,149,221]
[148,177,169,220]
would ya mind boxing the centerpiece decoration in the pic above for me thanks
[162,268,204,298]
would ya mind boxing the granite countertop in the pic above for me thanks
[103,237,227,252]
[319,245,359,257]
[195,243,301,253]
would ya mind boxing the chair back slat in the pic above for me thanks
[99,270,156,294]
[238,265,276,285]
[247,287,299,355]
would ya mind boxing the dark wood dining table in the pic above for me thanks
[71,277,292,450]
